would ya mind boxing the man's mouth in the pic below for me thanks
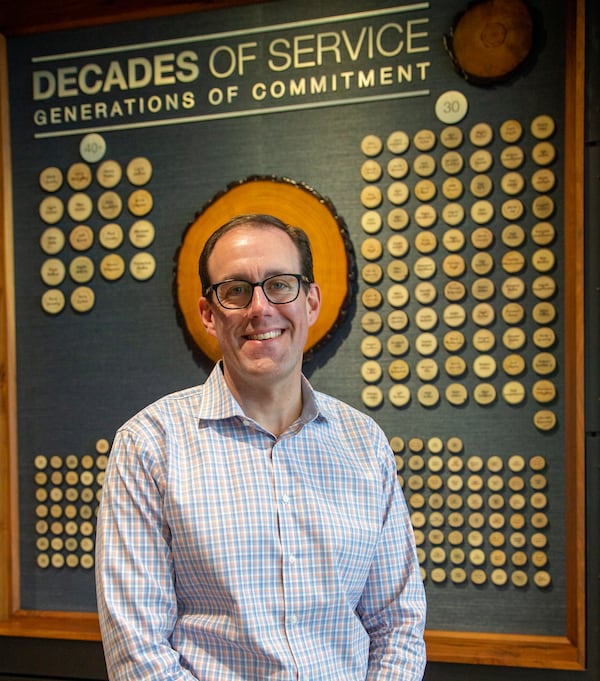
[246,330,283,341]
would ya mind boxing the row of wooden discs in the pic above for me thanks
[358,115,558,221]
[38,158,156,315]
[38,156,154,224]
[32,440,110,569]
[389,436,551,587]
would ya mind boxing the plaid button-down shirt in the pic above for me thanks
[96,365,426,680]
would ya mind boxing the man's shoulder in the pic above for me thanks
[120,384,206,431]
[314,388,377,426]
[311,390,393,464]
[158,383,206,402]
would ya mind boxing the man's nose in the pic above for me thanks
[247,283,270,311]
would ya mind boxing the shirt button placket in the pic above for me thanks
[274,442,301,639]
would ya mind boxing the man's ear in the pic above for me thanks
[306,283,322,327]
[198,297,218,338]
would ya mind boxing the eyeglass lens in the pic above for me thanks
[216,274,302,308]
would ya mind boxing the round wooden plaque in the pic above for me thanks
[446,0,534,83]
[175,176,355,363]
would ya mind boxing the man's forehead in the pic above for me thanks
[218,222,287,240]
[211,224,299,260]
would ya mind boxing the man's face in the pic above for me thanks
[199,224,321,390]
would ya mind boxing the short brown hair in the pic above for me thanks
[199,214,314,295]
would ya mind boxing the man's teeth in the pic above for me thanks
[248,330,282,340]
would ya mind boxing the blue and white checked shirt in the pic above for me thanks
[96,365,426,680]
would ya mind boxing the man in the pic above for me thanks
[96,213,426,680]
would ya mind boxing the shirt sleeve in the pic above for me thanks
[95,424,199,681]
[357,428,427,681]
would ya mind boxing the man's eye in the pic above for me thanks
[223,283,248,297]
[268,276,295,291]
[268,280,288,291]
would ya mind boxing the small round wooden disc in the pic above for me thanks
[360,186,383,209]
[361,159,383,183]
[361,360,383,383]
[386,130,410,154]
[68,193,94,222]
[387,261,409,283]
[414,282,437,306]
[40,227,65,255]
[500,145,525,170]
[440,126,464,149]
[470,149,493,173]
[126,157,153,186]
[70,286,95,313]
[387,157,410,180]
[440,151,464,175]
[39,166,63,192]
[500,119,523,143]
[361,211,383,234]
[389,384,411,408]
[69,224,94,252]
[67,162,92,190]
[41,289,65,315]
[361,134,383,157]
[127,189,153,217]
[445,356,467,378]
[97,159,122,188]
[387,182,411,206]
[100,253,126,281]
[387,208,410,231]
[387,334,410,357]
[361,263,383,285]
[39,196,64,224]
[388,359,410,381]
[129,252,156,281]
[40,258,66,286]
[386,310,408,331]
[442,177,464,200]
[99,223,124,250]
[69,255,94,284]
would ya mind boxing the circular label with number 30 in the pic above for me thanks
[435,90,468,124]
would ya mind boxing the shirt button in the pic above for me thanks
[289,554,296,565]
[289,614,298,625]
[282,494,290,504]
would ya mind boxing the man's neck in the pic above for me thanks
[223,368,303,437]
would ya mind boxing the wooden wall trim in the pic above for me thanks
[0,33,19,622]
[0,610,100,640]
[425,631,584,670]
[562,0,587,667]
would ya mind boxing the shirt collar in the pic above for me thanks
[299,374,319,424]
[198,362,326,425]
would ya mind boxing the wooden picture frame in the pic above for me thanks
[0,0,586,669]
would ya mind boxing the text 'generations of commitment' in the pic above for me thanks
[27,5,432,136]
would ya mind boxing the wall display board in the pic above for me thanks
[0,0,585,670]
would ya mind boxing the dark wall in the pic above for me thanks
[0,0,266,35]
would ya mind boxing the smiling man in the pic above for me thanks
[198,217,321,435]
[96,214,426,680]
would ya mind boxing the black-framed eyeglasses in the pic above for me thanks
[205,273,311,309]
